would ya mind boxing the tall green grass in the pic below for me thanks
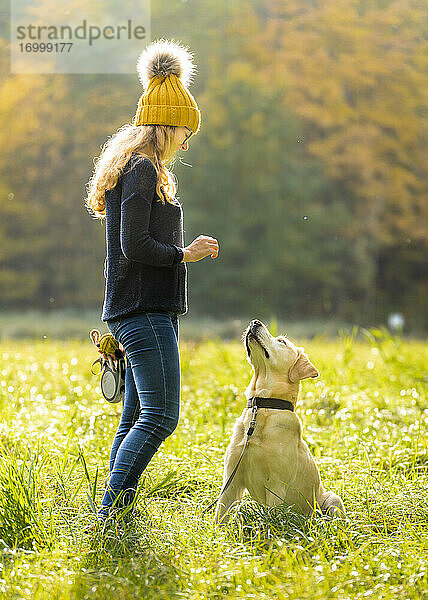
[0,327,426,599]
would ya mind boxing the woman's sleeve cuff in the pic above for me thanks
[172,246,184,265]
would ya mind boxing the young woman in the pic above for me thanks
[85,38,219,521]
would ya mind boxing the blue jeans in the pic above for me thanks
[99,311,180,515]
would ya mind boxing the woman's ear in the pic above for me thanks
[288,351,319,383]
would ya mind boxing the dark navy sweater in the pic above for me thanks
[101,154,187,321]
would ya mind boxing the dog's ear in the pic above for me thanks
[288,351,319,383]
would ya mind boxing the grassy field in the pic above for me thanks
[0,308,358,341]
[0,326,426,599]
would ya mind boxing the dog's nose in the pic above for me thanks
[251,319,262,327]
[250,319,263,332]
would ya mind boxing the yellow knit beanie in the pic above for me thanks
[133,38,201,134]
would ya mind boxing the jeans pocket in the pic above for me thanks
[107,318,122,338]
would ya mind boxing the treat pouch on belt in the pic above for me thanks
[89,329,126,404]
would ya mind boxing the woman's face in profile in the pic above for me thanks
[174,126,193,151]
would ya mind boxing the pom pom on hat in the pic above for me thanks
[136,38,197,91]
[133,38,201,133]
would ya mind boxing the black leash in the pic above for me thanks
[202,396,294,515]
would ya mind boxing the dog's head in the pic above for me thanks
[242,319,319,385]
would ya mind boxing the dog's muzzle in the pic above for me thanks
[245,320,270,359]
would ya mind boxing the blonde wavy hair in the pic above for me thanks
[85,123,181,220]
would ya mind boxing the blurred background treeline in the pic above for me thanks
[0,0,427,337]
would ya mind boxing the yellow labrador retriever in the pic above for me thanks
[214,319,345,524]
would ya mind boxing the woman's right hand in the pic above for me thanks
[182,235,219,262]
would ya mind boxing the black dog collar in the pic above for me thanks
[247,396,294,412]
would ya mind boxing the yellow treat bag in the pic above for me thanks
[99,333,119,355]
[89,329,119,357]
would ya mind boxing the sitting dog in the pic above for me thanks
[214,319,345,523]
